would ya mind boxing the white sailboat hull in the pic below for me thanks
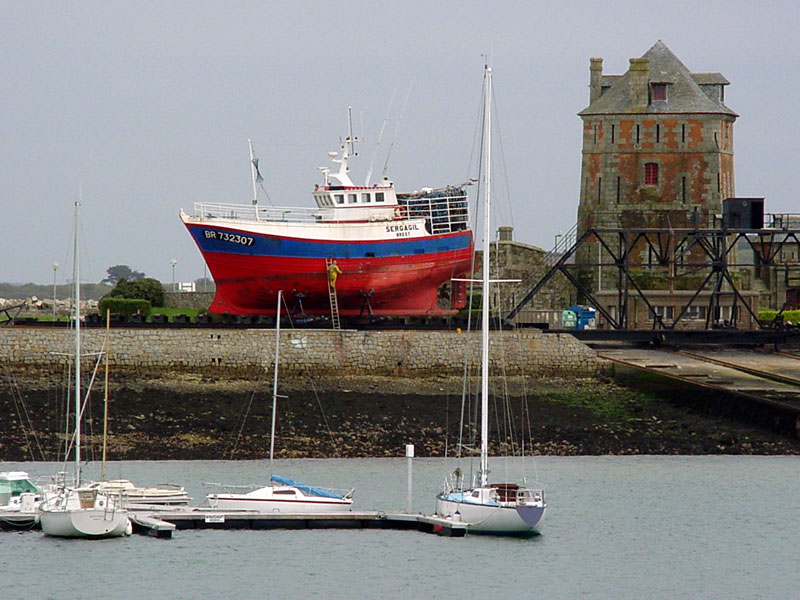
[40,507,131,538]
[208,485,353,514]
[435,493,546,535]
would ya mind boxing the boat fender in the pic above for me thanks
[124,518,133,536]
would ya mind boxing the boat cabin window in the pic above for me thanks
[361,193,371,203]
[0,478,38,495]
[335,194,344,205]
[274,490,298,495]
[375,192,385,203]
[471,491,480,498]
[348,193,357,204]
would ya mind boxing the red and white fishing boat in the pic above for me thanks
[180,113,474,317]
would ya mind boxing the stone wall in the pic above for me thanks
[163,291,215,310]
[0,327,600,379]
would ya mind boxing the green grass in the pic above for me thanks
[546,387,654,421]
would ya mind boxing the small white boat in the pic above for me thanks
[208,475,353,513]
[38,201,131,539]
[84,480,190,505]
[39,485,131,538]
[0,471,42,528]
[206,290,354,513]
[434,66,546,535]
[436,476,546,534]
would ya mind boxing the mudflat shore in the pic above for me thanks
[3,372,799,461]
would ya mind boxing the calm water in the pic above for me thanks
[3,456,799,599]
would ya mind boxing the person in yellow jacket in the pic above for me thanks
[327,260,342,288]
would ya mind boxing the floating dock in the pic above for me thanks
[2,506,468,538]
[128,507,468,538]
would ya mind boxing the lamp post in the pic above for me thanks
[52,262,59,322]
[170,258,177,292]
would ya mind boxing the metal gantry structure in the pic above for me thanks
[506,214,800,330]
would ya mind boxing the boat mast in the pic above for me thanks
[269,289,282,472]
[480,66,492,488]
[73,200,82,486]
[249,139,260,208]
[101,308,110,482]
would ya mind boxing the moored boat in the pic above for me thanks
[84,480,190,506]
[180,113,474,317]
[205,290,354,513]
[0,471,42,529]
[38,200,132,539]
[433,66,546,536]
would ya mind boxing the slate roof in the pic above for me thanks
[580,41,738,117]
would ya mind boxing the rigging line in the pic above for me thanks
[258,181,275,207]
[489,234,514,460]
[11,369,47,461]
[381,82,413,180]
[8,371,38,461]
[61,337,106,470]
[228,367,267,460]
[366,84,398,187]
[283,294,339,455]
[490,77,515,228]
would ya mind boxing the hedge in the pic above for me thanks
[98,297,152,317]
[758,309,800,324]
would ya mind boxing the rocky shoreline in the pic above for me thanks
[3,372,800,461]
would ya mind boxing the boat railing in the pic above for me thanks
[192,202,323,223]
[203,481,263,493]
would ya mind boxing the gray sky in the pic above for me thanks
[2,0,798,286]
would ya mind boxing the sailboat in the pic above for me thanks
[434,66,547,535]
[206,290,354,512]
[83,309,190,506]
[38,200,132,538]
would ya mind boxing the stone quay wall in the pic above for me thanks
[0,327,600,379]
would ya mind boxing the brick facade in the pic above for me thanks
[577,41,738,291]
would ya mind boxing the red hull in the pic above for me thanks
[202,249,473,316]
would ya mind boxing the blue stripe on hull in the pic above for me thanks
[187,224,472,259]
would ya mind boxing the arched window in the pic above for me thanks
[644,163,659,186]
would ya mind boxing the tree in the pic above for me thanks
[106,277,164,307]
[103,265,145,285]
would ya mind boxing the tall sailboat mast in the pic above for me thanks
[480,66,492,488]
[269,289,282,472]
[73,200,82,486]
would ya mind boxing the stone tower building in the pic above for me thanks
[576,41,738,293]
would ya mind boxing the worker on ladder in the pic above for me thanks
[327,260,342,288]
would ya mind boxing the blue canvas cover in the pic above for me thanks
[271,475,344,499]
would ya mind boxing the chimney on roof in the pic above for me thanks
[628,57,650,108]
[498,226,513,242]
[589,58,603,103]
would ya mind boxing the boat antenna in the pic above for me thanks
[346,106,358,159]
[365,84,398,186]
[381,83,413,180]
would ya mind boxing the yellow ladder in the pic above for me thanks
[325,258,341,330]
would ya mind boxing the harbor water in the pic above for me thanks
[3,456,799,599]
